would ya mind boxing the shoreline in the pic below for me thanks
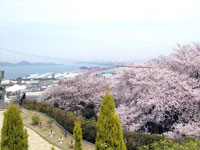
[1,63,109,80]
[3,69,85,81]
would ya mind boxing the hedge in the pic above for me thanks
[22,100,96,143]
[123,131,165,150]
[22,100,166,150]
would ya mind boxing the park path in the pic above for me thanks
[0,111,61,150]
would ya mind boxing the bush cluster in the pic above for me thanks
[123,131,165,150]
[138,137,200,150]
[23,100,96,143]
[32,115,40,125]
[22,100,172,149]
[81,102,96,119]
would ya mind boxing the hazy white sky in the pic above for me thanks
[0,0,200,63]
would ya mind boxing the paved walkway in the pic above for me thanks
[0,111,61,150]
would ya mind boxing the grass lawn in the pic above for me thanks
[21,110,95,150]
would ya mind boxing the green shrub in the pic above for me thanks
[47,119,54,128]
[81,119,97,143]
[138,137,200,150]
[81,102,96,119]
[32,115,40,125]
[123,131,165,150]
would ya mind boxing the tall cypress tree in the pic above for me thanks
[95,91,126,150]
[1,103,28,150]
[73,119,83,150]
[51,146,55,150]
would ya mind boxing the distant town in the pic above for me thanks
[0,64,119,107]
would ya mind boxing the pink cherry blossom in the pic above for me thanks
[42,43,200,139]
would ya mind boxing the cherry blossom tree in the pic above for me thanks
[41,43,200,139]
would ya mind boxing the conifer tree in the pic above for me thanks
[51,146,55,150]
[95,91,126,150]
[1,103,28,150]
[73,119,83,150]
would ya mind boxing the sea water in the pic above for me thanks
[0,63,105,79]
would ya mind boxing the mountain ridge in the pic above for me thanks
[0,61,61,66]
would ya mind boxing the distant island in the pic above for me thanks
[0,61,62,66]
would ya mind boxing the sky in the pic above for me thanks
[0,0,200,63]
